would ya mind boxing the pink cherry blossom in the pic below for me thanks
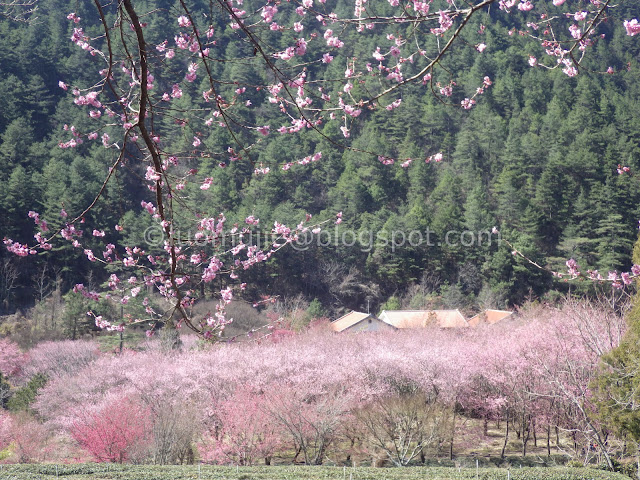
[439,85,452,97]
[171,84,182,98]
[386,98,402,110]
[574,11,587,21]
[426,152,443,163]
[200,177,213,190]
[566,258,580,276]
[461,98,476,109]
[624,19,640,36]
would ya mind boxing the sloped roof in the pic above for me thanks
[379,310,469,329]
[468,309,513,327]
[436,310,470,328]
[329,311,373,332]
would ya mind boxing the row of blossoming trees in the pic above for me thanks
[0,300,628,466]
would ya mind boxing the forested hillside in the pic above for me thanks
[1,0,640,320]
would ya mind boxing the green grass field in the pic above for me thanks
[0,465,631,480]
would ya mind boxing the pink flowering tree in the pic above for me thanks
[70,396,151,464]
[265,383,351,465]
[199,387,282,465]
[356,391,452,466]
[0,338,27,379]
[528,300,627,468]
[24,339,99,379]
[6,413,56,463]
[0,410,12,453]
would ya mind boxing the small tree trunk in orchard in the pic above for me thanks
[521,414,531,458]
[547,426,551,457]
[450,409,456,460]
[314,441,326,465]
[346,437,355,465]
[293,446,301,464]
[501,418,510,459]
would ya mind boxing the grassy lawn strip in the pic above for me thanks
[0,465,631,480]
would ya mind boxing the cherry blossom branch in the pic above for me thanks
[498,230,640,291]
[122,0,198,333]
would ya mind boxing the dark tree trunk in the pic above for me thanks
[292,446,301,464]
[520,413,530,457]
[72,316,77,341]
[449,409,456,460]
[501,418,510,459]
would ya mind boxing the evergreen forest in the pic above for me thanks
[1,0,640,323]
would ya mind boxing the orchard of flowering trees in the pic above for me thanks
[0,301,632,466]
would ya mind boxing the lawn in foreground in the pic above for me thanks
[0,465,631,480]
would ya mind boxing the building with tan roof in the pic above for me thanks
[329,311,397,333]
[378,310,469,329]
[467,309,514,327]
